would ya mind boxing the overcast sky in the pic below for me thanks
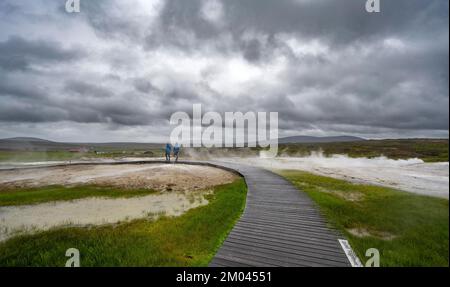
[0,0,448,142]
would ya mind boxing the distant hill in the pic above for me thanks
[278,135,366,144]
[3,137,53,143]
[0,137,81,151]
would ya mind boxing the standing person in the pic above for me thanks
[165,143,172,162]
[173,143,180,162]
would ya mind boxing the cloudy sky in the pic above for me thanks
[0,0,448,142]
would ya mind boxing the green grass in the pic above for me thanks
[0,179,247,267]
[0,185,158,207]
[0,150,159,162]
[279,170,449,267]
[0,151,81,162]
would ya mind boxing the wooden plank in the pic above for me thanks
[208,257,253,267]
[222,239,350,264]
[213,253,281,267]
[225,234,348,259]
[217,246,338,267]
[219,243,348,267]
[228,227,342,249]
[235,221,340,239]
[226,232,346,255]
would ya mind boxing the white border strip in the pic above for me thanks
[338,239,363,267]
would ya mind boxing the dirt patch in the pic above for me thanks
[347,227,397,240]
[0,164,237,192]
[316,187,364,202]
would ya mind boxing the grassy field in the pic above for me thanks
[279,170,449,267]
[0,150,80,162]
[0,179,247,267]
[0,150,159,162]
[0,185,158,207]
[278,139,449,162]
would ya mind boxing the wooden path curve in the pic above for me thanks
[206,161,351,267]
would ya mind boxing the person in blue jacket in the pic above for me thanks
[173,143,180,162]
[165,143,172,162]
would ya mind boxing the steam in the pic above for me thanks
[181,147,259,160]
[253,150,425,169]
[216,152,448,199]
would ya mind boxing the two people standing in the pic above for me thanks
[165,143,181,162]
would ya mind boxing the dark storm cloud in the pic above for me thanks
[157,0,447,48]
[81,1,144,41]
[241,39,262,62]
[65,81,112,98]
[0,36,83,71]
[0,0,448,141]
[0,80,46,100]
[133,78,160,94]
[0,73,162,126]
[159,0,220,38]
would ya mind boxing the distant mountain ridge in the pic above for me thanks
[278,135,366,144]
[2,137,53,142]
[0,137,79,151]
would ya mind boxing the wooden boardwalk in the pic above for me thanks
[207,161,351,267]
